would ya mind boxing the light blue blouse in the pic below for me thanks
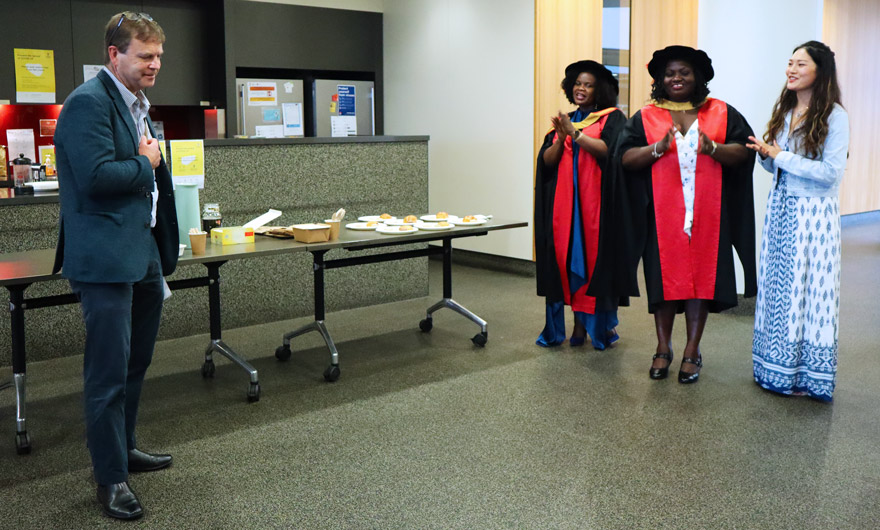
[758,103,849,198]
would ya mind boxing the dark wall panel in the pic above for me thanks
[70,1,141,87]
[143,0,218,105]
[0,0,76,102]
[2,0,219,106]
[231,2,382,72]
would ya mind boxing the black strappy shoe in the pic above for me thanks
[677,354,703,384]
[649,350,673,380]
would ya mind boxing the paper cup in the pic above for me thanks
[324,219,341,240]
[189,232,207,255]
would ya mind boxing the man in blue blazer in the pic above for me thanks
[53,12,178,520]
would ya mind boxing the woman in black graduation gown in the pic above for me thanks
[534,60,627,350]
[618,46,756,383]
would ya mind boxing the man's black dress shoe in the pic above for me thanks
[128,448,173,472]
[97,482,143,520]
[678,354,703,384]
[649,351,673,380]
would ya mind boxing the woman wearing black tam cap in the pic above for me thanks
[616,45,757,383]
[534,60,628,350]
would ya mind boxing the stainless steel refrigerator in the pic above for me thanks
[313,79,375,137]
[235,77,305,137]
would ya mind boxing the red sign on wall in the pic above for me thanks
[39,119,56,137]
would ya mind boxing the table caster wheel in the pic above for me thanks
[201,360,215,378]
[419,318,433,332]
[323,364,340,382]
[472,332,487,347]
[15,431,31,455]
[275,344,292,361]
[247,382,261,402]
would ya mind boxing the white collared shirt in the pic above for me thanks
[102,66,159,228]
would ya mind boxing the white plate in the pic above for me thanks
[358,215,397,222]
[449,218,487,226]
[375,225,419,235]
[345,222,378,231]
[385,218,419,226]
[415,221,454,231]
[420,214,456,222]
[25,181,59,191]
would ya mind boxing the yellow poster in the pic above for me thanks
[169,139,205,188]
[14,49,56,103]
[158,140,167,163]
[38,145,56,167]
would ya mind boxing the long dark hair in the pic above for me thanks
[764,40,842,159]
[649,60,710,106]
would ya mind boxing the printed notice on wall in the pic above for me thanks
[337,85,356,116]
[83,65,103,84]
[152,121,166,141]
[14,49,56,103]
[170,140,205,188]
[282,103,304,137]
[39,145,56,168]
[254,125,284,138]
[6,129,37,163]
[330,116,357,137]
[39,119,57,137]
[247,82,277,106]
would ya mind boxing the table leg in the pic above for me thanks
[199,261,261,402]
[419,238,488,346]
[7,284,32,454]
[275,250,340,382]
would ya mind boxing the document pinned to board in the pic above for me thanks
[282,102,304,137]
[169,139,205,189]
[330,116,357,137]
[6,129,37,163]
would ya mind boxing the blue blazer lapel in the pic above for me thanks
[97,70,139,150]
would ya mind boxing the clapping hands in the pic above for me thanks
[551,111,577,141]
[746,136,782,159]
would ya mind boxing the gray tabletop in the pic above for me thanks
[0,219,528,287]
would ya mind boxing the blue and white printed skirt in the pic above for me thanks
[752,173,841,401]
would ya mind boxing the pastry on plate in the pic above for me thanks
[379,213,392,220]
[399,226,414,231]
[438,221,450,227]
[366,221,378,227]
[462,215,477,222]
[436,211,449,219]
[404,215,417,223]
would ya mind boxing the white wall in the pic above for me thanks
[243,0,383,12]
[382,0,536,260]
[698,0,823,287]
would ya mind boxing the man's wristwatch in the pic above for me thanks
[572,129,581,141]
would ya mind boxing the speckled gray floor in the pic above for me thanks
[1,218,879,528]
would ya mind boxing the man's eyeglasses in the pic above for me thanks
[107,12,153,46]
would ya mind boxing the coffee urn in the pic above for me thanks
[12,154,34,195]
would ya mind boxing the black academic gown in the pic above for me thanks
[615,102,757,313]
[534,108,632,311]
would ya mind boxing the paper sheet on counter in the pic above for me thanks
[244,209,283,229]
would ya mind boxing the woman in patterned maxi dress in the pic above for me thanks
[747,41,849,402]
